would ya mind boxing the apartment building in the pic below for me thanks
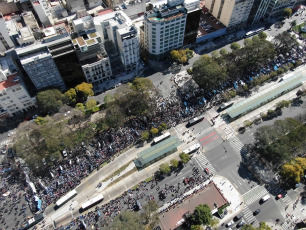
[183,0,201,45]
[116,26,140,72]
[44,24,86,88]
[16,43,66,91]
[205,0,254,28]
[73,32,112,86]
[65,0,102,13]
[143,0,187,60]
[0,58,35,117]
[0,13,15,52]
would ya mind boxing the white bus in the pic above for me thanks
[55,189,77,207]
[152,132,171,145]
[81,194,104,211]
[184,143,201,154]
[244,27,265,38]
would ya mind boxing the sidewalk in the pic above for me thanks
[213,175,245,227]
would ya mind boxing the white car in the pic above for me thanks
[226,220,234,227]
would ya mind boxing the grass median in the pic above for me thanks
[102,160,133,182]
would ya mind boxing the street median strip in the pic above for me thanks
[102,160,133,182]
[107,168,137,187]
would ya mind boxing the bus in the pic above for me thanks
[186,116,204,127]
[244,27,265,38]
[217,102,234,112]
[80,194,104,211]
[55,189,77,207]
[20,213,45,230]
[152,132,171,145]
[184,143,201,154]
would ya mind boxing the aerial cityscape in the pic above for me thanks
[0,0,305,229]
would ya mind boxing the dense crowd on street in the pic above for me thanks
[0,43,304,230]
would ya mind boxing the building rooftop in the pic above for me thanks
[21,12,39,30]
[0,73,20,91]
[94,11,132,28]
[20,26,33,39]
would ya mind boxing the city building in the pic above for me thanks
[247,0,271,24]
[0,13,15,52]
[183,0,201,45]
[205,0,254,28]
[31,0,52,27]
[0,57,35,117]
[72,15,95,35]
[73,32,112,86]
[16,43,66,91]
[44,24,86,88]
[21,11,43,40]
[116,0,146,19]
[65,0,102,13]
[116,25,140,72]
[143,0,187,60]
[0,0,19,15]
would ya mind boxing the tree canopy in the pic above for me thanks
[159,163,171,174]
[283,8,292,18]
[37,89,68,115]
[192,55,227,91]
[170,49,193,64]
[281,157,306,183]
[75,82,94,99]
[109,211,144,230]
[230,42,240,50]
[191,204,213,226]
[273,31,298,55]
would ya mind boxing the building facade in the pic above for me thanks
[205,0,254,28]
[0,13,15,52]
[16,43,66,91]
[143,0,187,60]
[73,32,112,86]
[116,26,140,72]
[0,59,35,117]
[183,0,201,46]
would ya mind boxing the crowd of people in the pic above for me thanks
[53,164,212,230]
[0,47,304,230]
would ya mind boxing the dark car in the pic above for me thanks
[253,209,261,216]
[236,221,245,228]
[235,213,244,221]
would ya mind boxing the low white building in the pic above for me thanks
[0,13,15,52]
[0,59,35,117]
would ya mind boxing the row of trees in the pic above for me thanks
[159,153,191,174]
[192,31,299,93]
[242,222,272,230]
[253,117,306,170]
[37,82,95,115]
[141,123,168,142]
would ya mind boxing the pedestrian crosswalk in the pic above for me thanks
[242,206,260,227]
[242,185,269,206]
[193,153,217,176]
[227,135,248,158]
[195,126,213,138]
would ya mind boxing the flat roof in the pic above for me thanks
[226,73,306,119]
[135,136,180,167]
[0,73,19,91]
[159,182,228,230]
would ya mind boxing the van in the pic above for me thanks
[61,150,67,158]
[261,194,270,202]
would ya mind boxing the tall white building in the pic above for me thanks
[32,0,52,27]
[116,26,140,72]
[0,58,35,117]
[143,0,187,60]
[0,13,15,52]
[16,43,66,91]
[73,32,112,86]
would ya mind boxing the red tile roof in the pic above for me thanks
[98,9,113,16]
[0,73,20,91]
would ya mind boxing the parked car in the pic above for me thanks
[226,220,234,227]
[237,221,245,228]
[253,209,261,215]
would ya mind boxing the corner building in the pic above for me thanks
[144,0,187,60]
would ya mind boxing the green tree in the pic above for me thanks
[159,163,171,174]
[283,7,292,18]
[37,89,68,115]
[85,99,97,113]
[192,55,227,91]
[257,222,272,230]
[158,123,167,131]
[75,82,94,100]
[110,211,144,230]
[65,88,77,105]
[140,200,159,227]
[105,105,125,128]
[150,127,159,136]
[252,35,260,43]
[191,225,201,230]
[211,50,220,60]
[35,116,47,125]
[274,31,298,55]
[179,153,190,164]
[276,100,290,109]
[170,159,179,168]
[290,20,297,28]
[276,68,284,75]
[220,48,228,56]
[141,131,150,141]
[191,204,213,226]
[258,31,267,40]
[103,94,114,106]
[242,224,256,230]
[243,38,253,46]
[76,103,85,113]
[281,157,306,183]
[230,42,240,51]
